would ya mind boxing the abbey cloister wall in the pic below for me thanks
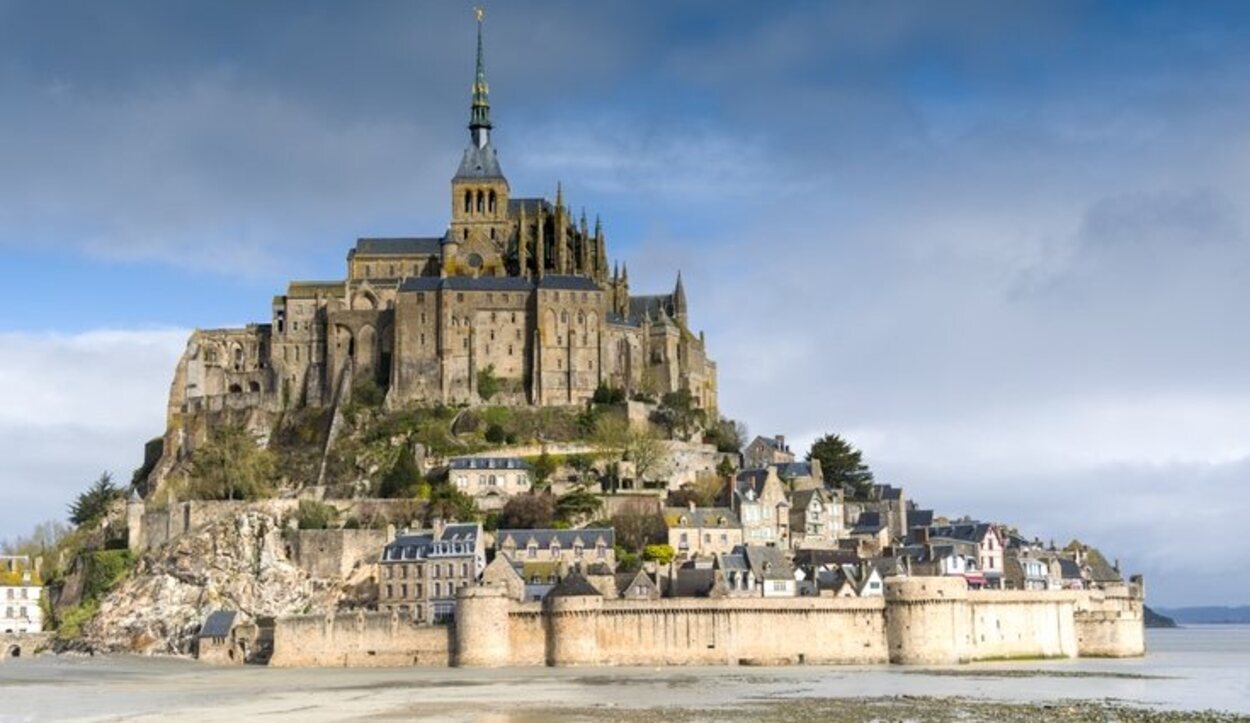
[267,581,1142,668]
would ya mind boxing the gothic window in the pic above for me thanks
[488,190,497,213]
[476,190,484,213]
[417,293,425,303]
[490,312,496,323]
[468,253,483,268]
[462,338,468,350]
[489,329,495,340]
[463,190,471,213]
[421,313,426,324]
[490,228,496,241]
[507,344,513,356]
[560,311,568,324]
[364,265,371,278]
[515,329,521,340]
[457,293,465,303]
[389,264,396,276]
[420,333,426,346]
[463,228,468,240]
[510,312,516,323]
[577,311,584,326]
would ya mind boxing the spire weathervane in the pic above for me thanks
[469,6,492,148]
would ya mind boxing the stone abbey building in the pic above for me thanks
[171,17,716,418]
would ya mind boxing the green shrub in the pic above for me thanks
[477,365,501,401]
[643,544,676,565]
[485,423,508,444]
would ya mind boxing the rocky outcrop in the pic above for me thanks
[81,510,347,655]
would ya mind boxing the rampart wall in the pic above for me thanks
[269,612,451,667]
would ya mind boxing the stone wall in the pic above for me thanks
[287,529,387,580]
[269,612,452,667]
[264,581,1145,668]
[1073,585,1145,658]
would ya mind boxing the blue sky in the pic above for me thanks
[3,1,1250,606]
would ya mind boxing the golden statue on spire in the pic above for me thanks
[474,6,484,23]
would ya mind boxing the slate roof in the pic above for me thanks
[1083,548,1123,583]
[547,572,602,598]
[398,276,534,293]
[670,567,721,597]
[873,484,904,501]
[614,570,659,598]
[629,294,675,321]
[791,489,828,511]
[734,469,771,498]
[538,275,601,291]
[793,548,863,569]
[454,143,505,179]
[663,506,739,529]
[507,197,553,215]
[354,237,443,256]
[381,523,482,562]
[908,509,935,528]
[742,545,793,581]
[927,522,995,545]
[852,511,885,535]
[199,610,237,639]
[496,528,615,550]
[449,457,529,471]
[775,461,815,479]
[1058,558,1082,579]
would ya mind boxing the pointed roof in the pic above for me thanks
[469,8,491,137]
[547,571,602,598]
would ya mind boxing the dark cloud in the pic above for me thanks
[4,2,1250,605]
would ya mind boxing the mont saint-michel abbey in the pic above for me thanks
[176,19,716,417]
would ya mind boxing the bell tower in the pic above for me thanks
[447,8,510,277]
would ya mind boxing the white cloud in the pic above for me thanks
[0,330,187,538]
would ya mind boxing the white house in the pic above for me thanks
[1,556,43,634]
[449,456,531,511]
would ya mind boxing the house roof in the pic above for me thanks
[547,572,602,598]
[663,506,739,529]
[670,567,722,597]
[199,610,237,639]
[614,569,658,597]
[742,545,793,581]
[354,237,443,256]
[496,528,615,550]
[382,523,482,562]
[1083,548,1123,583]
[775,461,815,479]
[872,484,904,501]
[927,522,996,545]
[1058,558,1083,579]
[449,457,529,471]
[629,294,676,321]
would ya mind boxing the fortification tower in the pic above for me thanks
[543,573,603,666]
[884,577,969,665]
[454,584,512,667]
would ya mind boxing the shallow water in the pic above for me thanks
[0,626,1247,721]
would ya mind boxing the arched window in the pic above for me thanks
[488,190,497,213]
[476,190,484,213]
[463,190,471,213]
[490,227,496,240]
[560,311,568,324]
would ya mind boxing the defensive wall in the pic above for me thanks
[267,580,1143,668]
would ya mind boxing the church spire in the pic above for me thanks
[469,7,492,149]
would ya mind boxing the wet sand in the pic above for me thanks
[1,628,1247,721]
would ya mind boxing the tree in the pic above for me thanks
[477,364,501,401]
[530,451,558,489]
[643,544,676,565]
[651,389,705,440]
[667,473,724,508]
[555,489,602,526]
[379,450,424,498]
[68,472,122,527]
[592,383,625,405]
[806,433,874,498]
[703,416,747,454]
[187,425,277,501]
[424,482,478,524]
[610,503,667,552]
[627,428,668,483]
[499,493,555,529]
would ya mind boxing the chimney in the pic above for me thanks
[776,435,786,452]
[688,500,697,512]
[432,517,445,540]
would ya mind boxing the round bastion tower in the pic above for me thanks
[455,584,512,667]
[543,573,603,667]
[884,577,970,665]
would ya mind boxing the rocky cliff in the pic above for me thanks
[80,510,353,655]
